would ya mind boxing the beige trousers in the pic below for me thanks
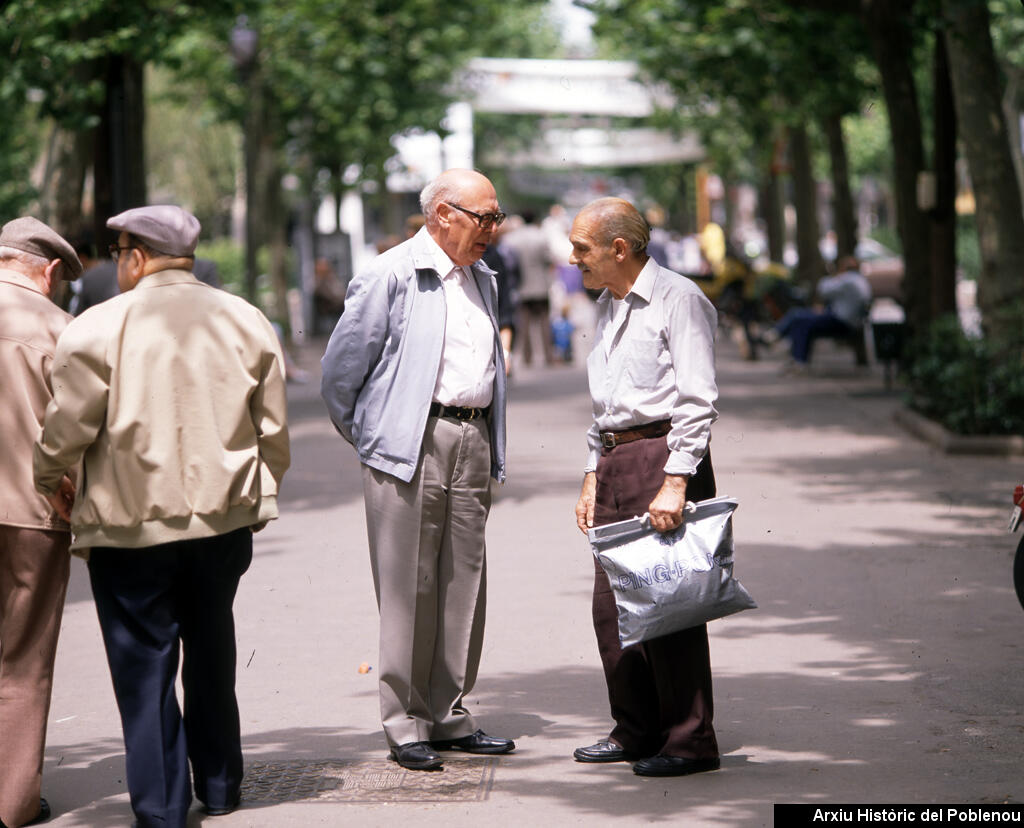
[0,526,70,828]
[361,416,491,747]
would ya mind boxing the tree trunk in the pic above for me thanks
[94,54,147,247]
[929,33,958,320]
[760,165,786,265]
[37,125,92,238]
[822,112,858,262]
[789,123,824,286]
[942,0,1024,340]
[860,0,931,335]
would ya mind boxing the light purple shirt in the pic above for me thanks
[584,258,719,476]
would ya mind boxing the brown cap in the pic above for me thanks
[106,205,201,257]
[0,217,83,279]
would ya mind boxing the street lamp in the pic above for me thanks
[230,15,259,304]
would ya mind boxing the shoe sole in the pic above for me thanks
[633,759,721,777]
[433,745,515,755]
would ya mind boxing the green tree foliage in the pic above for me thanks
[586,0,874,175]
[168,0,552,198]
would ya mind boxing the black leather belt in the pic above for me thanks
[429,402,489,421]
[600,419,671,449]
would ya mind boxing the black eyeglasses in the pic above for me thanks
[108,243,136,262]
[447,203,506,231]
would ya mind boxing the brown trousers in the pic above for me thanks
[0,526,70,828]
[591,437,719,759]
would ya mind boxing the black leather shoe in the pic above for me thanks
[633,755,721,777]
[390,741,444,770]
[203,796,240,816]
[431,729,515,755]
[573,740,632,763]
[24,798,51,825]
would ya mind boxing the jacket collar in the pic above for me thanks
[0,266,45,296]
[410,226,494,279]
[134,268,201,289]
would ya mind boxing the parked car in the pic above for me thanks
[855,238,904,302]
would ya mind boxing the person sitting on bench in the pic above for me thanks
[763,255,871,372]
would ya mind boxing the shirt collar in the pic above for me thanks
[419,226,462,279]
[625,256,659,304]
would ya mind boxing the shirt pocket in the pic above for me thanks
[623,337,664,389]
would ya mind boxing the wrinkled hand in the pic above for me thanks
[647,474,688,533]
[575,472,597,535]
[46,475,76,522]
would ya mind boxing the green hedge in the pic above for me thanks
[905,314,1024,435]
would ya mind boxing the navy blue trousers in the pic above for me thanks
[88,528,252,828]
[775,309,852,363]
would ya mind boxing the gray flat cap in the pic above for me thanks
[107,205,201,257]
[0,216,83,279]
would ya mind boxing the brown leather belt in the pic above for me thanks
[600,419,671,449]
[429,402,489,421]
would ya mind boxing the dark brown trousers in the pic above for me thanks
[591,437,719,759]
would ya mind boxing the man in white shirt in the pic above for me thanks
[572,197,722,777]
[321,169,513,771]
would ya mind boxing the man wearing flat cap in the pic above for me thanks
[0,217,82,828]
[33,205,290,828]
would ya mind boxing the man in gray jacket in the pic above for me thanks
[321,168,512,771]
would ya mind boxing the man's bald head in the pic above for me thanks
[419,169,502,267]
[420,169,496,230]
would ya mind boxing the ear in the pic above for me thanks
[611,237,629,261]
[42,259,62,298]
[436,203,454,230]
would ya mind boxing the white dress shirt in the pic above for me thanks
[585,257,719,476]
[425,235,496,409]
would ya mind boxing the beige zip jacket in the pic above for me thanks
[0,268,72,532]
[33,269,289,550]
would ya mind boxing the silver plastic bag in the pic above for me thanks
[588,496,756,647]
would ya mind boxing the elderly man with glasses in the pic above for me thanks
[322,168,513,772]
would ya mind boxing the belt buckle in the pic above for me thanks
[601,432,617,449]
[455,407,475,421]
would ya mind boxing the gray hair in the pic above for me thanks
[0,245,51,270]
[579,197,650,256]
[419,177,462,229]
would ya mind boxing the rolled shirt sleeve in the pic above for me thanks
[583,260,718,478]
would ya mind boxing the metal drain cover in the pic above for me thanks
[241,758,497,803]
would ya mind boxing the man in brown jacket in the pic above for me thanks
[33,205,290,828]
[0,217,83,828]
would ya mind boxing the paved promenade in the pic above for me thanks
[41,329,1023,827]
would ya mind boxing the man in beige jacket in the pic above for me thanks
[33,205,289,828]
[0,217,83,828]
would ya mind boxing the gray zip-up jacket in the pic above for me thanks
[320,227,507,484]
